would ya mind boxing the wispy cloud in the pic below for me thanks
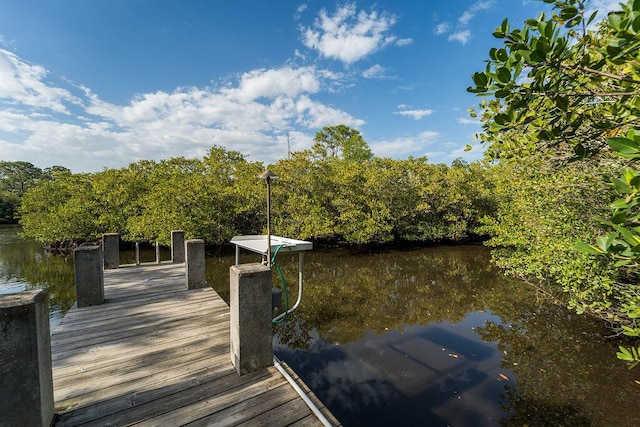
[294,3,308,20]
[435,1,495,45]
[301,2,399,64]
[434,22,451,35]
[457,117,481,125]
[362,64,386,79]
[458,1,494,26]
[448,30,471,45]
[395,38,413,47]
[370,130,439,158]
[394,108,434,120]
[0,48,82,114]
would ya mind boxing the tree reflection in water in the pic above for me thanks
[265,245,639,427]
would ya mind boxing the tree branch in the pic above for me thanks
[576,65,640,85]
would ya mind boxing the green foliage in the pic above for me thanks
[271,153,495,245]
[311,124,373,162]
[0,161,70,223]
[470,0,640,366]
[18,129,497,248]
[0,161,43,197]
[0,191,20,223]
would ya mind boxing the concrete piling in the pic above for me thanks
[0,290,54,427]
[74,245,104,307]
[171,230,185,263]
[185,239,207,289]
[230,263,273,375]
[102,233,120,269]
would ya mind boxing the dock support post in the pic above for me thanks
[74,246,104,307]
[171,230,185,263]
[230,263,273,375]
[102,232,119,269]
[0,290,54,427]
[185,239,207,289]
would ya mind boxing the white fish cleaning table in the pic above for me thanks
[230,235,312,322]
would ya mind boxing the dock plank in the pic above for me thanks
[51,262,339,426]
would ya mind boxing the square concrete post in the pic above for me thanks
[102,233,120,269]
[171,230,185,263]
[0,290,54,427]
[185,239,207,289]
[74,246,104,307]
[230,263,273,375]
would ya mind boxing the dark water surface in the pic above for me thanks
[1,225,638,426]
[0,225,75,329]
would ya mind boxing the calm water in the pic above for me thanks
[1,225,638,426]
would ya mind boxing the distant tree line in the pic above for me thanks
[0,161,70,223]
[15,125,497,247]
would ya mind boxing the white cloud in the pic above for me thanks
[0,49,81,114]
[395,38,413,47]
[457,117,481,125]
[448,30,471,45]
[225,66,321,103]
[434,22,451,35]
[301,3,398,64]
[458,1,495,26]
[294,95,364,128]
[0,51,365,171]
[294,3,308,20]
[370,131,439,158]
[441,1,494,45]
[362,64,386,79]
[394,109,434,120]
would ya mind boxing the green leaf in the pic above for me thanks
[496,49,508,62]
[496,67,512,83]
[612,224,640,246]
[633,15,640,32]
[615,258,632,267]
[596,235,611,251]
[575,242,605,255]
[609,12,623,31]
[501,18,509,34]
[607,137,640,154]
[472,72,489,87]
[494,113,511,125]
[617,346,633,360]
[530,49,546,62]
[560,6,578,20]
[611,198,630,209]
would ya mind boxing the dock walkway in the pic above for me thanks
[51,263,338,426]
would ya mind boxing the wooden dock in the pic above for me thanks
[51,263,339,426]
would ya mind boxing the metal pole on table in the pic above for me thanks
[258,170,279,267]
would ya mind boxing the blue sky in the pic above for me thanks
[0,0,620,172]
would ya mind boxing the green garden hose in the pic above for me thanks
[271,244,289,324]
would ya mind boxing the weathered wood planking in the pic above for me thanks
[51,263,339,426]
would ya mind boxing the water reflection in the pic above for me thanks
[267,245,640,427]
[0,225,76,328]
